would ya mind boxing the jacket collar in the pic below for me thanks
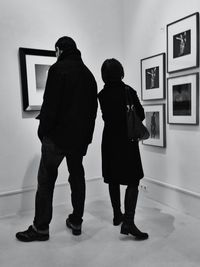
[103,80,125,89]
[57,48,82,61]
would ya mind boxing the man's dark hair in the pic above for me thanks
[101,58,124,83]
[55,36,77,51]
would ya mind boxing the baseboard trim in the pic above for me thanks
[144,177,200,199]
[141,177,200,218]
[2,176,199,219]
[0,177,102,198]
[0,177,104,218]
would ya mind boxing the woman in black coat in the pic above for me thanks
[98,59,148,240]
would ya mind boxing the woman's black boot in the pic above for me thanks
[121,185,148,240]
[121,222,148,240]
[108,183,123,226]
[113,212,124,226]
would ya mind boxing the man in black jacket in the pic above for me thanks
[16,37,98,241]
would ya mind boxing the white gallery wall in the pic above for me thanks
[0,0,123,216]
[123,0,200,216]
[1,0,200,217]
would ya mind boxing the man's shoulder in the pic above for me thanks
[48,61,59,72]
[48,60,68,75]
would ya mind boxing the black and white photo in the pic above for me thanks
[167,73,199,124]
[142,104,165,147]
[141,53,165,100]
[35,64,51,91]
[145,66,159,90]
[167,12,199,72]
[172,83,191,116]
[2,1,200,266]
[173,30,191,58]
[145,111,160,139]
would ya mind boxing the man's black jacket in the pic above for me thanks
[37,48,98,155]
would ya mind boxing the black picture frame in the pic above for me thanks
[142,104,166,147]
[141,53,165,100]
[19,47,56,111]
[167,12,199,73]
[167,72,199,125]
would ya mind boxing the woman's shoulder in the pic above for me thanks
[125,84,137,95]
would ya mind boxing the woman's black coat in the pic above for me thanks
[37,49,98,155]
[98,81,145,186]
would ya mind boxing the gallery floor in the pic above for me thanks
[0,181,200,267]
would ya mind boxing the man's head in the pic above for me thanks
[55,36,77,58]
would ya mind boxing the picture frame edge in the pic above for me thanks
[19,47,56,112]
[166,12,199,73]
[141,53,165,101]
[167,72,199,125]
[142,103,166,147]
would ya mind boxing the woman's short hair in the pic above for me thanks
[101,58,124,83]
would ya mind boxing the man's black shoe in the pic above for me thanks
[16,225,49,242]
[66,218,82,236]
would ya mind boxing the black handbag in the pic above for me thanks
[125,86,150,141]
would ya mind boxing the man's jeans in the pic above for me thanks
[33,137,85,231]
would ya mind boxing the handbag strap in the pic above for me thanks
[125,85,134,110]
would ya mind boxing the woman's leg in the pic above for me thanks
[121,184,148,240]
[124,185,138,223]
[108,183,123,225]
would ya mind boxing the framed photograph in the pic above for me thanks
[167,12,199,73]
[141,53,165,100]
[142,104,166,147]
[167,73,199,124]
[19,47,56,111]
